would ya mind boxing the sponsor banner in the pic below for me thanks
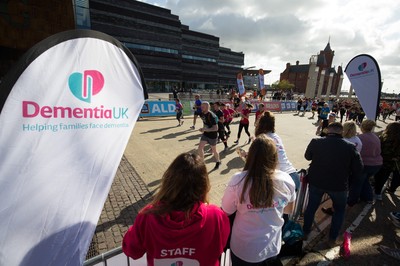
[140,101,176,117]
[139,100,298,117]
[0,30,147,266]
[280,101,297,111]
[236,72,245,96]
[345,54,382,120]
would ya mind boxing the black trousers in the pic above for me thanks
[237,123,250,139]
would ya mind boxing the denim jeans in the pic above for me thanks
[348,165,381,205]
[289,171,300,191]
[303,185,347,240]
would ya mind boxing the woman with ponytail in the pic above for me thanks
[222,135,296,265]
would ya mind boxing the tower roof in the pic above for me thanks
[324,42,332,52]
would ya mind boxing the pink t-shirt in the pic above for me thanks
[223,108,235,122]
[123,202,230,266]
[240,109,251,124]
[358,132,383,166]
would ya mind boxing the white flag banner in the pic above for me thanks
[258,69,265,90]
[237,72,245,96]
[0,30,147,265]
[344,54,382,120]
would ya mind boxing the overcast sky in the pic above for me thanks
[140,0,400,94]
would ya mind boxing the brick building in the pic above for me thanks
[280,42,343,98]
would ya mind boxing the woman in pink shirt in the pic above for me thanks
[123,153,230,266]
[354,120,383,203]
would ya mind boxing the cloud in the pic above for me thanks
[140,0,400,93]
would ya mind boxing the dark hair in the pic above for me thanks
[255,111,275,135]
[143,153,210,217]
[240,135,277,208]
[382,122,400,151]
[327,122,343,131]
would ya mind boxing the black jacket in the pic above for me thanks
[304,134,363,191]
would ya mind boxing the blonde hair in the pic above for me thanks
[361,120,376,133]
[343,121,357,138]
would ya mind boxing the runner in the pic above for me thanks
[255,103,265,125]
[223,103,235,136]
[190,94,202,129]
[174,98,184,126]
[214,102,229,151]
[234,103,252,145]
[197,102,221,170]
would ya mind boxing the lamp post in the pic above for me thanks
[317,69,325,98]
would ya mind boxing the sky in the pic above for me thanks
[140,0,400,94]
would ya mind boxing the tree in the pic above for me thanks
[271,79,295,90]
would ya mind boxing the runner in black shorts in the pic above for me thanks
[213,102,228,151]
[198,102,221,170]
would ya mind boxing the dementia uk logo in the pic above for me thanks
[358,62,367,71]
[350,62,374,78]
[22,69,130,132]
[68,70,104,103]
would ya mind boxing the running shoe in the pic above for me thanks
[190,126,195,129]
[233,140,239,144]
[214,161,221,170]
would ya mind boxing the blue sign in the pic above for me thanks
[140,101,176,117]
[280,101,297,111]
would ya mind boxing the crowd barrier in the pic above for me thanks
[140,100,298,117]
[83,246,232,266]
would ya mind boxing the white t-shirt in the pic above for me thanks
[221,170,296,263]
[266,132,297,174]
[344,136,363,152]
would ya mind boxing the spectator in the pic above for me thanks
[343,121,363,152]
[222,135,296,265]
[123,153,230,265]
[352,120,382,204]
[255,111,301,190]
[303,122,363,247]
[374,122,400,199]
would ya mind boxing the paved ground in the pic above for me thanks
[87,98,400,265]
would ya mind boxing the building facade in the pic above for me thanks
[0,0,244,93]
[280,42,343,98]
[88,0,244,92]
[0,0,75,79]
